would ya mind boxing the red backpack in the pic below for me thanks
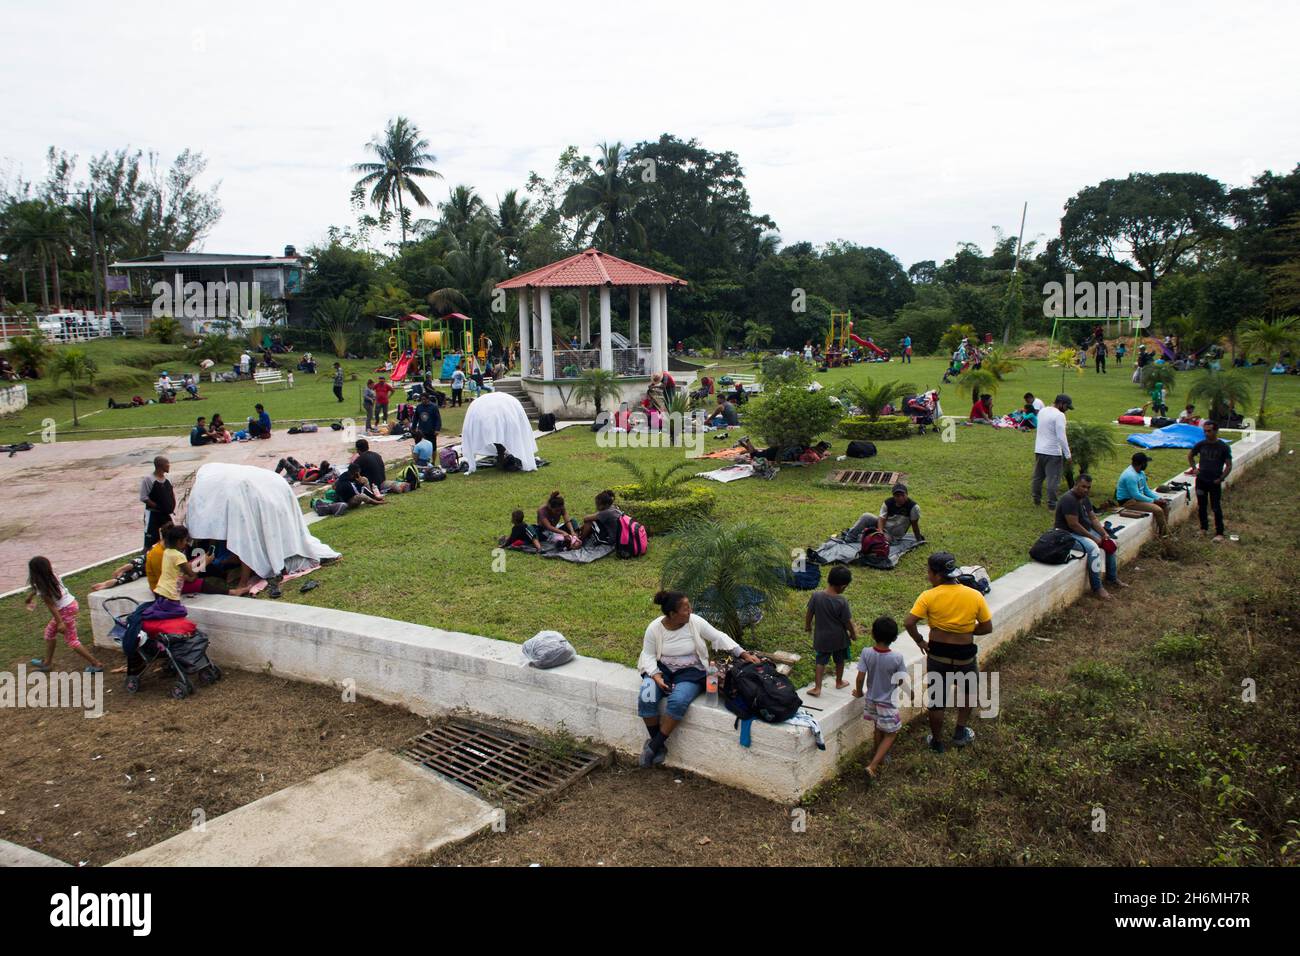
[859,530,891,560]
[615,513,648,559]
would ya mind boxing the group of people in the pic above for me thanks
[501,489,624,552]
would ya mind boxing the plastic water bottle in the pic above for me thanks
[706,664,718,706]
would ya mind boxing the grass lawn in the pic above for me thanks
[1,349,1297,687]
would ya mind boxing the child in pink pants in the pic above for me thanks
[25,556,104,673]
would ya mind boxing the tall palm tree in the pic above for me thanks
[51,347,97,426]
[352,116,442,243]
[438,185,488,242]
[702,311,736,358]
[5,200,69,310]
[1238,315,1299,425]
[427,231,504,319]
[561,142,646,253]
[494,189,532,269]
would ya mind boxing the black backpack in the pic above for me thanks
[538,413,557,431]
[723,660,802,723]
[846,440,877,458]
[1029,529,1083,565]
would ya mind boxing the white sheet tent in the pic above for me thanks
[184,462,340,579]
[459,391,539,474]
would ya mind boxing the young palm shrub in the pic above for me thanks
[1139,362,1177,395]
[150,315,182,344]
[610,456,696,499]
[1065,421,1117,481]
[838,378,916,420]
[1187,370,1251,424]
[660,519,791,639]
[957,366,1000,405]
[702,311,737,358]
[608,455,715,533]
[1238,315,1299,427]
[571,367,623,416]
[315,296,360,358]
[7,334,53,378]
[51,347,98,426]
[1049,347,1084,393]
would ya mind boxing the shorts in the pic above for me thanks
[863,699,902,733]
[45,601,82,648]
[926,654,979,709]
[814,647,849,666]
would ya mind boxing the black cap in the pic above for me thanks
[928,551,960,579]
[1055,393,1074,410]
[1131,452,1152,466]
[892,482,908,494]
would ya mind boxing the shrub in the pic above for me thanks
[744,384,842,450]
[1068,660,1127,690]
[612,483,716,534]
[760,355,811,388]
[6,334,52,378]
[1066,421,1117,477]
[836,414,911,441]
[940,323,977,355]
[838,378,916,420]
[150,315,182,344]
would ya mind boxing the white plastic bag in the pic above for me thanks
[522,631,576,669]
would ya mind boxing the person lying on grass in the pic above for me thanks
[637,590,762,768]
[805,565,856,697]
[853,615,907,781]
[25,555,105,673]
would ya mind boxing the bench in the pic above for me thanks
[254,369,292,391]
[721,373,763,394]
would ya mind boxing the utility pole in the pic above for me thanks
[85,191,102,314]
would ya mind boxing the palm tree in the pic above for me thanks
[660,519,792,640]
[427,231,504,319]
[5,200,69,310]
[743,321,773,358]
[7,334,52,379]
[561,142,646,253]
[352,117,442,243]
[1188,370,1252,424]
[838,378,917,420]
[957,366,1000,406]
[438,185,488,242]
[1139,362,1177,396]
[571,368,623,416]
[701,311,737,359]
[1049,347,1084,393]
[51,347,97,426]
[1238,315,1299,425]
[611,456,697,498]
[494,189,532,270]
[1065,421,1117,482]
[315,297,361,358]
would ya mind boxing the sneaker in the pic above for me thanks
[925,734,946,754]
[639,739,657,768]
[952,725,976,747]
[652,747,668,767]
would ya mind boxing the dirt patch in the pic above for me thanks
[0,659,430,866]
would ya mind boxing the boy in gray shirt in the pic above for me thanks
[805,565,857,697]
[853,616,908,781]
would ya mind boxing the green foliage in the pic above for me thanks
[6,334,53,378]
[50,347,98,426]
[744,384,843,450]
[352,116,443,243]
[940,323,976,355]
[760,355,811,388]
[838,378,916,420]
[836,414,912,441]
[612,482,716,534]
[570,368,622,414]
[1187,370,1252,421]
[1066,421,1117,479]
[149,315,182,344]
[609,456,697,499]
[1139,362,1177,395]
[196,334,242,368]
[314,296,361,358]
[1151,632,1210,663]
[702,311,737,358]
[659,519,791,639]
[1238,315,1300,426]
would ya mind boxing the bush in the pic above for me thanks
[6,335,52,378]
[612,483,716,534]
[744,385,843,449]
[150,315,182,344]
[760,355,811,388]
[836,414,911,441]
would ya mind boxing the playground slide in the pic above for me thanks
[390,353,414,382]
[1144,337,1175,361]
[848,332,886,356]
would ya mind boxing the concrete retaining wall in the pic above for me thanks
[90,429,1280,803]
[0,383,27,417]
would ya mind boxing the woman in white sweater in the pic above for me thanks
[637,590,762,768]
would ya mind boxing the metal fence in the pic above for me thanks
[523,346,652,379]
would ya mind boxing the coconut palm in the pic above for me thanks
[744,321,773,358]
[1187,370,1251,423]
[4,200,69,310]
[51,347,97,426]
[352,116,443,243]
[427,231,504,319]
[494,189,532,269]
[561,142,646,253]
[1238,315,1299,425]
[660,519,792,639]
[438,185,489,242]
[7,334,52,379]
[838,378,916,420]
[570,367,623,416]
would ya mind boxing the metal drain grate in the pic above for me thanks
[399,719,605,804]
[829,469,904,487]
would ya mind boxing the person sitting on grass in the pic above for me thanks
[332,461,385,509]
[538,491,582,550]
[706,399,740,427]
[853,615,907,781]
[1056,474,1126,600]
[578,489,622,546]
[968,393,993,423]
[354,438,412,493]
[500,508,542,553]
[904,551,992,753]
[208,413,232,443]
[805,565,857,697]
[1115,451,1169,536]
[637,590,762,768]
[248,403,272,439]
[411,429,434,468]
[25,556,105,673]
[1177,403,1200,424]
[878,482,924,543]
[190,416,214,446]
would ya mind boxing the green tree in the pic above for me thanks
[1066,421,1117,481]
[745,385,842,449]
[759,355,811,388]
[314,296,360,358]
[701,311,737,358]
[659,519,791,640]
[1187,370,1251,422]
[561,142,645,253]
[51,347,97,426]
[1236,315,1298,424]
[6,334,53,378]
[352,116,442,244]
[571,368,622,416]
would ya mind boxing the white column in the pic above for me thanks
[628,285,640,348]
[649,285,663,375]
[599,285,612,372]
[579,289,590,346]
[531,289,541,353]
[517,290,530,376]
[540,289,555,380]
[658,286,670,372]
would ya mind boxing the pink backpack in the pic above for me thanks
[615,513,648,559]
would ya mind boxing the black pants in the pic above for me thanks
[144,511,171,552]
[451,388,463,407]
[1197,478,1224,534]
[333,384,344,402]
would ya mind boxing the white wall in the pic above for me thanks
[0,383,28,417]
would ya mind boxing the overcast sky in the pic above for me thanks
[2,0,1297,268]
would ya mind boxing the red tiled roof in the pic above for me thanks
[495,248,687,289]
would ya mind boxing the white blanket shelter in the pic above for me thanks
[459,391,539,474]
[184,462,340,579]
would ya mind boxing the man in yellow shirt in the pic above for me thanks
[904,551,993,753]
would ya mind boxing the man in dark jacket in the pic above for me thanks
[413,395,441,449]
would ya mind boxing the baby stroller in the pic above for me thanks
[104,597,222,699]
[900,389,943,434]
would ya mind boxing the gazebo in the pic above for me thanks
[494,249,688,416]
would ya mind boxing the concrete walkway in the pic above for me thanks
[0,839,70,867]
[108,750,497,867]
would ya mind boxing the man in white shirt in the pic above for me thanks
[1024,391,1045,413]
[1032,394,1073,509]
[239,352,251,378]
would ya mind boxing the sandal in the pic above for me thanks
[29,658,50,672]
[85,665,104,674]
[300,579,320,593]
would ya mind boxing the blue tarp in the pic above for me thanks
[1127,423,1231,449]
